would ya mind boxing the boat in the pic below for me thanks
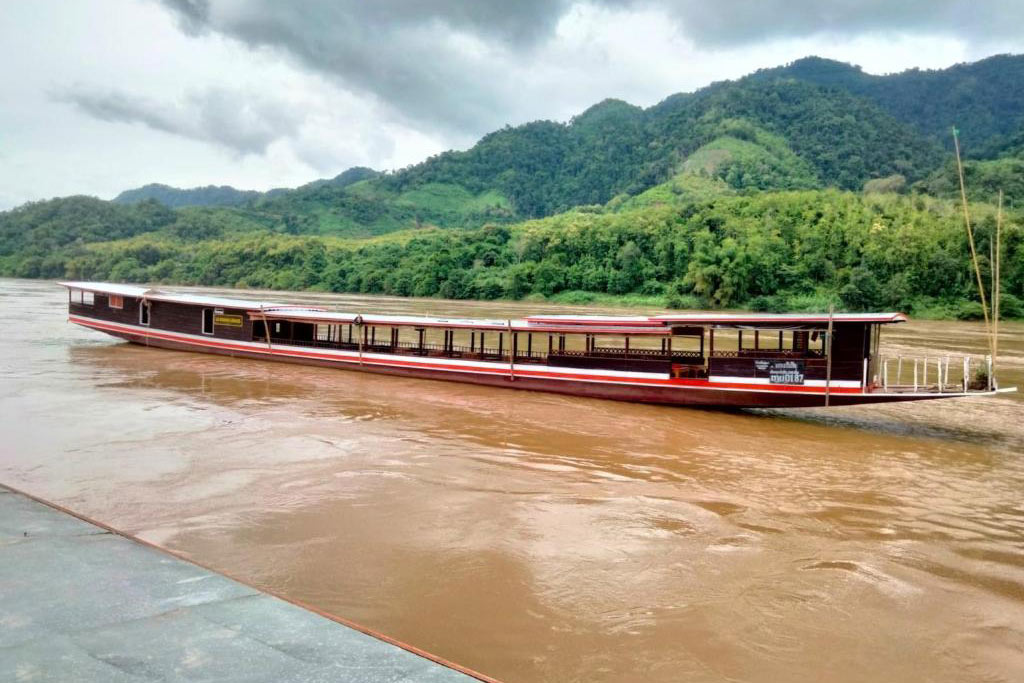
[61,281,1015,409]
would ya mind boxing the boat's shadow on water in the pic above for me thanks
[67,340,1019,455]
[749,403,1023,451]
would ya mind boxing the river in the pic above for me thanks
[1,277,1023,682]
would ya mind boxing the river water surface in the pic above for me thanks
[2,278,1023,682]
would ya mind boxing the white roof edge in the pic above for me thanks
[526,315,655,322]
[650,312,908,324]
[58,281,152,297]
[58,281,313,311]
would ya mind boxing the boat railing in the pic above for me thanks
[875,354,995,394]
[565,348,703,360]
[256,336,550,363]
[710,350,825,359]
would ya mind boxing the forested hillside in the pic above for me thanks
[752,54,1024,156]
[2,54,1022,318]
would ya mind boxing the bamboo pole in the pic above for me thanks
[952,127,994,360]
[993,190,1003,389]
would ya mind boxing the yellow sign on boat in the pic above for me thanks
[214,314,243,328]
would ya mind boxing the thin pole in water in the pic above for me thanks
[952,127,994,361]
[993,190,1003,390]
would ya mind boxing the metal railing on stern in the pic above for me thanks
[877,354,995,394]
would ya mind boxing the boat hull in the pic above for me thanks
[70,314,971,409]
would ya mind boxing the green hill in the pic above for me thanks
[114,167,381,209]
[92,55,1024,236]
[751,54,1024,156]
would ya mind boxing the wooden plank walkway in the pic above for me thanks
[0,485,493,683]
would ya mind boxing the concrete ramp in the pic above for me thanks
[0,486,488,683]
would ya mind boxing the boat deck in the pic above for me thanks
[0,485,488,683]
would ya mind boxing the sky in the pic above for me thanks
[2,0,1022,210]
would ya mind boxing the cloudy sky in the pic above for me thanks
[2,0,1022,210]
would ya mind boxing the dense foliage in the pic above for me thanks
[751,55,1024,155]
[7,190,1020,320]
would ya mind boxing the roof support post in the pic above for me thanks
[355,316,364,365]
[259,307,274,353]
[825,306,835,407]
[508,320,515,381]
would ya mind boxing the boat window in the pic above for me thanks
[69,289,95,305]
[108,295,123,309]
[139,301,151,326]
[202,308,214,335]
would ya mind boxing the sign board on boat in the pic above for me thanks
[214,314,243,328]
[754,359,805,385]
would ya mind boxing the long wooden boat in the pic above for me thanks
[61,282,1015,409]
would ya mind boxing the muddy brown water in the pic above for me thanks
[2,278,1023,682]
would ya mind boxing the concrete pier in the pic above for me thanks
[0,486,487,682]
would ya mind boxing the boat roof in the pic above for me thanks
[523,315,665,328]
[58,281,316,312]
[59,281,151,298]
[649,312,908,325]
[59,282,907,331]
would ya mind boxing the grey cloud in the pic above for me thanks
[160,0,210,35]
[153,0,606,135]
[647,0,1024,47]
[56,86,302,155]
[152,0,1022,139]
